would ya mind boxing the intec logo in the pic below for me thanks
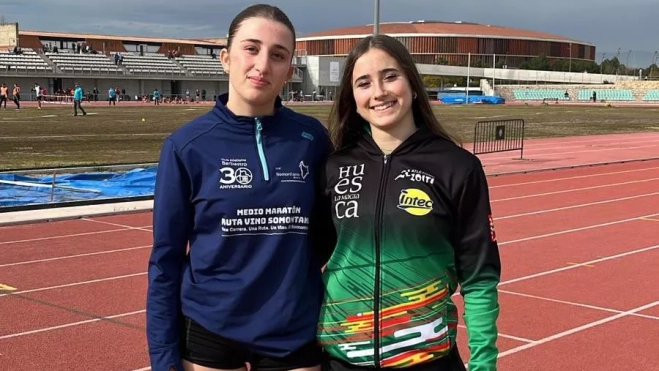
[397,188,433,216]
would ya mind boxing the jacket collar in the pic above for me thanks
[357,123,439,157]
[211,93,286,129]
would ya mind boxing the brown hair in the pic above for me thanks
[328,34,460,150]
[225,4,296,56]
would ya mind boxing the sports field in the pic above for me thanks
[1,101,659,370]
[2,157,659,371]
[2,102,659,170]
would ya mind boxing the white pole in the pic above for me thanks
[492,53,496,93]
[50,172,56,202]
[466,52,470,104]
[374,0,380,35]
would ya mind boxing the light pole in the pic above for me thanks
[374,0,380,35]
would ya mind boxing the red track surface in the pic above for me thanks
[2,160,659,370]
[475,132,659,174]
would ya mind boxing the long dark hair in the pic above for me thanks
[226,3,296,56]
[328,34,460,150]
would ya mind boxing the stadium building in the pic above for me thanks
[4,20,629,103]
[0,22,304,101]
[296,20,595,65]
[294,20,596,97]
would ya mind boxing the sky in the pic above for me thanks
[3,0,658,66]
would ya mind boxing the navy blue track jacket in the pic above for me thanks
[146,93,334,371]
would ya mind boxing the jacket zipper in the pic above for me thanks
[254,118,270,181]
[373,154,390,366]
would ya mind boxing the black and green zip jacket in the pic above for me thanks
[318,126,501,371]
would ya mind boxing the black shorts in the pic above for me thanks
[180,316,323,371]
[323,346,466,371]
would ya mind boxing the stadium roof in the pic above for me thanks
[19,30,224,47]
[298,20,592,46]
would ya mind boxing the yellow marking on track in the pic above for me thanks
[0,283,17,291]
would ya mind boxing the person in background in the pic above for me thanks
[318,34,501,371]
[153,89,161,105]
[73,83,86,116]
[0,83,8,109]
[12,83,21,110]
[109,87,116,105]
[34,82,43,109]
[146,4,335,371]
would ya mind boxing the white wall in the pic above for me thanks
[298,56,344,99]
[3,77,50,99]
[416,64,637,84]
[0,77,232,100]
[179,80,228,98]
[63,78,140,97]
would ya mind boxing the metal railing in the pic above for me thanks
[473,119,525,159]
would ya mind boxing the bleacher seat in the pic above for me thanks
[577,89,634,101]
[642,89,659,101]
[45,50,123,74]
[512,89,569,101]
[0,48,52,73]
[175,55,225,76]
[120,52,186,76]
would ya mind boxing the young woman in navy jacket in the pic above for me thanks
[146,4,335,371]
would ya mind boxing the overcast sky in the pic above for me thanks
[3,0,658,66]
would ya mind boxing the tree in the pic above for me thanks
[422,75,441,88]
[517,54,550,71]
[600,57,620,75]
[433,55,449,65]
[471,59,486,67]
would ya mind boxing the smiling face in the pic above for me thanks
[351,47,415,132]
[220,16,294,116]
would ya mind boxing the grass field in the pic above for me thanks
[2,103,659,170]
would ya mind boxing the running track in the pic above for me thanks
[475,132,659,174]
[1,156,659,369]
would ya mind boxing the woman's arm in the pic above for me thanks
[146,138,193,371]
[453,157,502,371]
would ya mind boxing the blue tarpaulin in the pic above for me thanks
[439,95,506,105]
[0,167,157,207]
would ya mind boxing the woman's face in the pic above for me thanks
[221,17,294,112]
[351,47,414,131]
